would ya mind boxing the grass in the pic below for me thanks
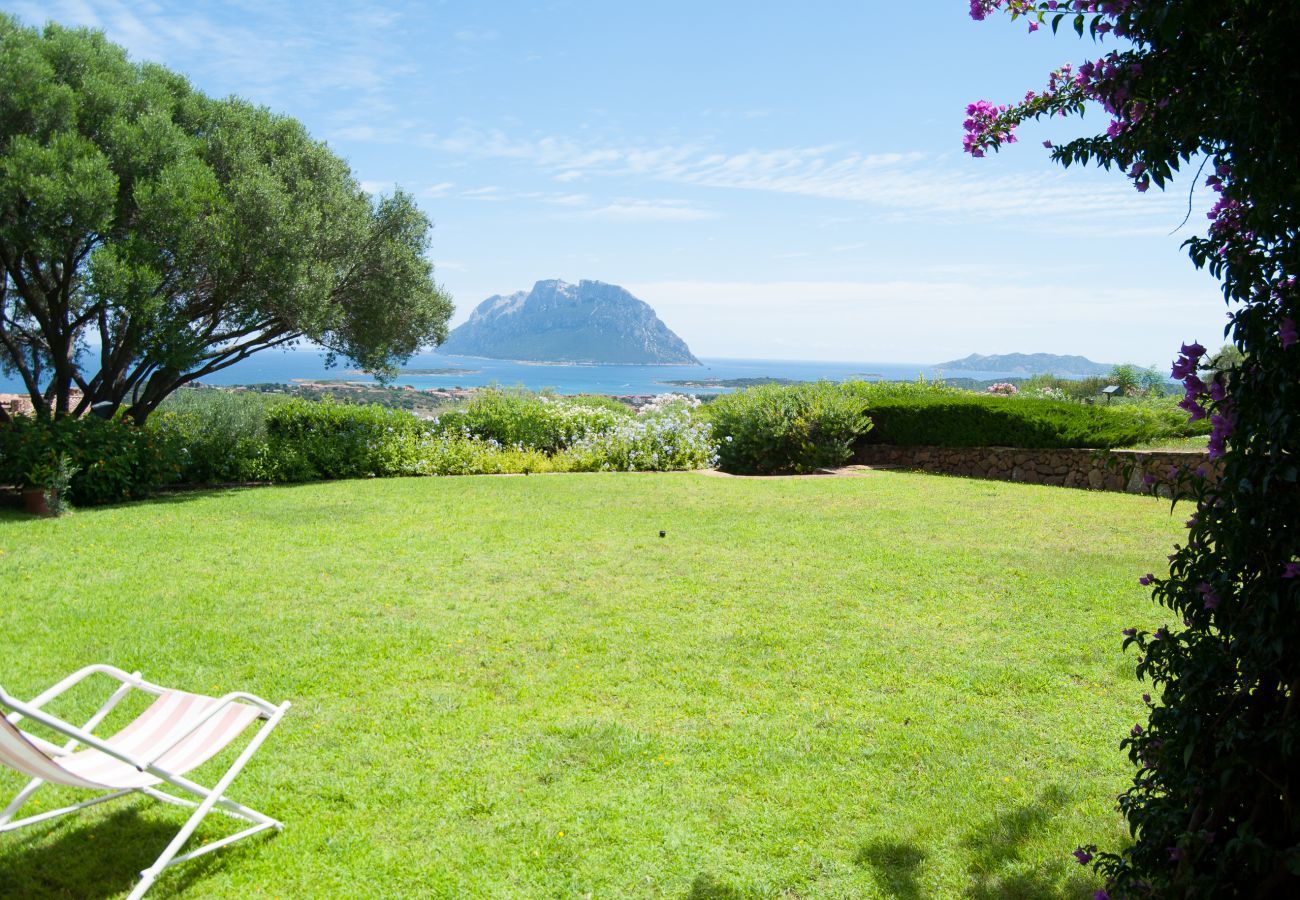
[0,471,1184,898]
[1121,434,1210,452]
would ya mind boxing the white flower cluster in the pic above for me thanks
[637,393,702,416]
[568,409,718,472]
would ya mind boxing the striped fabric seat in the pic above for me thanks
[1,690,261,790]
[2,665,289,899]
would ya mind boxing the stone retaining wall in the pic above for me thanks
[853,443,1219,494]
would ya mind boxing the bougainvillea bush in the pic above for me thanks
[967,2,1298,896]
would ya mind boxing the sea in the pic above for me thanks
[0,348,1034,396]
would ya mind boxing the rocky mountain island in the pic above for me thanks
[439,279,699,365]
[935,352,1116,377]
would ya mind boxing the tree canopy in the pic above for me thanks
[968,1,1298,895]
[0,15,453,423]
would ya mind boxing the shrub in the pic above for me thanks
[860,394,1173,449]
[150,389,288,483]
[0,415,178,505]
[565,409,717,472]
[705,382,872,474]
[432,389,630,452]
[262,399,428,480]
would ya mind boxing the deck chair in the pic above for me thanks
[0,664,289,899]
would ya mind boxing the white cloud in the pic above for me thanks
[357,179,396,195]
[566,199,718,222]
[454,28,499,42]
[425,127,1188,227]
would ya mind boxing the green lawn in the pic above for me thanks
[0,471,1182,898]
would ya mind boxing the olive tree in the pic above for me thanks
[0,15,453,423]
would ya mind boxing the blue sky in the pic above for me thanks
[6,0,1230,365]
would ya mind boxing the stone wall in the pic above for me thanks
[853,443,1219,494]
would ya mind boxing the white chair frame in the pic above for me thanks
[0,664,289,899]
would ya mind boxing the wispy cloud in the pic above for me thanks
[454,28,499,42]
[565,199,718,222]
[423,127,1188,226]
[10,0,412,106]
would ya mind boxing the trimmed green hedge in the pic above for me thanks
[858,393,1188,449]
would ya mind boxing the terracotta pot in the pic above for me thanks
[22,488,51,516]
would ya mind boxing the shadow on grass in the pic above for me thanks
[856,785,1098,899]
[0,803,236,898]
[855,840,928,900]
[684,872,747,899]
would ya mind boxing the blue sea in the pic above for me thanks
[0,348,1028,396]
[160,349,1027,395]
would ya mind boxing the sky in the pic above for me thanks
[3,0,1233,366]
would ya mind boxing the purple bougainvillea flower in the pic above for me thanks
[1072,847,1093,865]
[1094,892,1109,900]
[1131,723,1144,736]
[1139,574,1154,586]
[1281,317,1298,349]
[1203,592,1220,610]
[1123,627,1136,637]
[1283,561,1300,579]
[1143,693,1151,704]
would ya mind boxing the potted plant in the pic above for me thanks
[23,452,78,516]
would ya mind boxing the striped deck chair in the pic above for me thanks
[0,664,289,899]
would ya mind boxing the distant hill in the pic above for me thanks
[935,353,1115,378]
[440,279,699,365]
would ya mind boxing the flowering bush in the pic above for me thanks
[984,382,1019,395]
[566,410,716,472]
[636,393,702,416]
[431,389,630,453]
[969,2,1300,895]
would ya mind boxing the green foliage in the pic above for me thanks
[150,389,288,483]
[0,14,452,422]
[1106,364,1165,397]
[432,389,631,453]
[705,382,873,474]
[862,393,1205,449]
[25,451,77,515]
[0,415,176,504]
[262,398,428,481]
[976,2,1300,894]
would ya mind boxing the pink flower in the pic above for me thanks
[1281,317,1298,349]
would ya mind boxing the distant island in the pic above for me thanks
[438,279,699,365]
[935,353,1116,378]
